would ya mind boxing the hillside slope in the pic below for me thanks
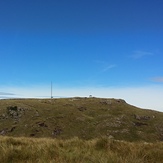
[0,97,163,142]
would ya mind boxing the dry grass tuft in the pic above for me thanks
[0,136,163,163]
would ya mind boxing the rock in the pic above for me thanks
[35,111,39,117]
[134,115,141,120]
[100,100,109,105]
[134,114,150,120]
[2,114,6,118]
[0,129,8,135]
[6,106,26,119]
[0,130,6,135]
[143,116,150,120]
[108,135,114,139]
[116,99,126,103]
[100,100,112,105]
[18,114,22,118]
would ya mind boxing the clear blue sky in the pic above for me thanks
[0,0,163,111]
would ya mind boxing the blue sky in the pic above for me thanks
[0,0,163,111]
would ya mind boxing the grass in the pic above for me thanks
[1,98,163,162]
[0,97,163,142]
[0,136,163,163]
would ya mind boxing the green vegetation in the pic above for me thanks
[1,98,163,162]
[0,136,163,163]
[0,97,163,142]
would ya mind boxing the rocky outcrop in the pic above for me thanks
[0,129,7,135]
[134,114,150,120]
[6,106,27,119]
[100,100,112,105]
[0,126,16,135]
[100,99,126,105]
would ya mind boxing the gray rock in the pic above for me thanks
[134,114,150,120]
[0,129,7,135]
[108,135,114,139]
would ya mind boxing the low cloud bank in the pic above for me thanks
[0,92,15,95]
[0,85,163,112]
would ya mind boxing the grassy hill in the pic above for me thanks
[0,97,163,142]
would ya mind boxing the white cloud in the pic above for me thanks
[131,51,153,59]
[0,85,163,112]
[102,64,117,72]
[94,60,116,72]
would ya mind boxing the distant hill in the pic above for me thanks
[0,97,163,142]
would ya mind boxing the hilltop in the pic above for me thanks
[0,97,163,142]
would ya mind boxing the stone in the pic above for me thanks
[35,111,39,117]
[0,130,5,135]
[6,106,26,119]
[116,99,126,103]
[134,114,150,121]
[100,100,112,105]
[108,135,114,139]
[2,114,5,118]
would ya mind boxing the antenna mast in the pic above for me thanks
[51,81,53,98]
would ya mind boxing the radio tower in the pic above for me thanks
[51,81,53,98]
